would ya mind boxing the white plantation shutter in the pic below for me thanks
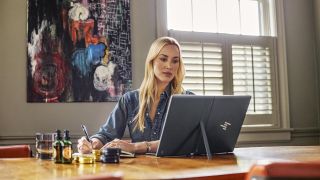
[181,42,223,95]
[232,45,272,114]
[176,34,278,126]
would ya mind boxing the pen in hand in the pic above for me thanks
[81,124,91,143]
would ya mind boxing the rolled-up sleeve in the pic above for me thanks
[90,95,128,145]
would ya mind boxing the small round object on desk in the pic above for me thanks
[102,147,121,156]
[100,155,120,163]
[92,149,101,155]
[78,156,94,164]
[101,148,121,163]
[92,150,101,162]
[72,153,95,164]
[72,155,79,162]
[72,153,81,163]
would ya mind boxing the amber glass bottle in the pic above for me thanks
[53,129,63,163]
[62,130,73,164]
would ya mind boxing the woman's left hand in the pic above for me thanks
[102,139,135,153]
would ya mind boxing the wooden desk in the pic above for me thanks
[0,146,319,180]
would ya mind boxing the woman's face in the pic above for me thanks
[153,44,180,86]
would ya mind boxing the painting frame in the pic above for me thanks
[27,0,132,103]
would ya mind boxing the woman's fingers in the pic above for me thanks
[99,139,134,152]
[91,140,100,149]
[77,143,90,153]
[103,139,133,152]
[77,136,92,154]
[101,139,120,149]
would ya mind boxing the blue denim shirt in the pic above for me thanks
[91,86,193,144]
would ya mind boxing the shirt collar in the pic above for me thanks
[162,83,171,98]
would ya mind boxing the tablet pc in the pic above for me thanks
[156,95,251,158]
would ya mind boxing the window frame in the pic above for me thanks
[156,0,291,142]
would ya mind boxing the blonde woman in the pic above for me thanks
[77,37,193,154]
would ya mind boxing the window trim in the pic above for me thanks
[156,0,291,142]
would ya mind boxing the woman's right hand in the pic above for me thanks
[77,137,103,154]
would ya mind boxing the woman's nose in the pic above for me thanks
[165,62,172,69]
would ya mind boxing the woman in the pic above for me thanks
[77,37,193,154]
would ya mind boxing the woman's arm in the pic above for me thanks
[134,140,159,154]
[90,95,129,145]
[102,139,160,154]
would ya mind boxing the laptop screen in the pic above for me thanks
[156,95,251,158]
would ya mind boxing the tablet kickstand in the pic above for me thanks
[200,120,212,160]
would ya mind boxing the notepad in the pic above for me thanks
[120,150,135,158]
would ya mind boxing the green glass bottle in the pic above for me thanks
[62,130,73,164]
[53,129,63,163]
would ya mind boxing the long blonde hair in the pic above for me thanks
[134,37,185,132]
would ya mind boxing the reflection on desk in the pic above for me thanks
[0,146,319,180]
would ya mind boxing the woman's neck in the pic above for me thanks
[156,81,169,98]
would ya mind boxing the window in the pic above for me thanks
[157,0,290,130]
[167,0,276,36]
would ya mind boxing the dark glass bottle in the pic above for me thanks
[53,129,63,163]
[62,130,73,164]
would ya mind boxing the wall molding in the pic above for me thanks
[1,128,319,146]
[0,135,83,146]
[291,127,320,138]
[238,128,292,144]
[238,127,320,146]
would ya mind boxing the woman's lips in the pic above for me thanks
[163,72,172,77]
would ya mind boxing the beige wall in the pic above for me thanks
[282,0,319,145]
[314,0,320,144]
[0,0,157,144]
[285,0,318,128]
[0,0,319,145]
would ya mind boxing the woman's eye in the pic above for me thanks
[160,58,167,62]
[173,59,179,64]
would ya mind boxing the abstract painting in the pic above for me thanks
[27,0,131,102]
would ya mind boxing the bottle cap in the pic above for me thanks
[64,130,70,140]
[56,129,62,140]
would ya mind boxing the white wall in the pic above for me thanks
[0,0,319,146]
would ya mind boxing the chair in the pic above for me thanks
[0,145,31,158]
[246,161,320,180]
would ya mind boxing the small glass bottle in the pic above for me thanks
[62,130,73,164]
[53,129,63,163]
